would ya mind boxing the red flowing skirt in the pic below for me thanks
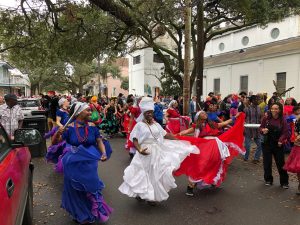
[284,145,300,173]
[166,116,191,134]
[125,118,137,150]
[174,113,246,187]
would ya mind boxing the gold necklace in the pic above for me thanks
[144,120,160,140]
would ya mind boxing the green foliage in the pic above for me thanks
[159,73,182,97]
[1,0,300,95]
[120,77,129,91]
[0,1,126,93]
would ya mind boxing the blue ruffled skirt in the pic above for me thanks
[61,144,113,223]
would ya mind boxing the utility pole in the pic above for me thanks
[196,0,204,109]
[97,55,101,97]
[183,0,191,115]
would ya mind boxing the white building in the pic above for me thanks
[0,61,31,96]
[203,15,300,99]
[128,15,300,99]
[128,34,177,97]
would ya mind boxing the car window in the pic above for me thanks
[18,100,40,108]
[0,127,10,156]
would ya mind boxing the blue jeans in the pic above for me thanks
[244,135,262,160]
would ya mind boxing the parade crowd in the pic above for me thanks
[1,90,300,224]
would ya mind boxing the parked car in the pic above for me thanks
[17,98,45,118]
[0,124,41,225]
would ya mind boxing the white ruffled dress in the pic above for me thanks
[119,122,199,202]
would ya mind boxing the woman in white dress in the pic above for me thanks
[119,97,199,204]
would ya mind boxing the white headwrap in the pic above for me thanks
[136,97,155,122]
[168,100,177,108]
[58,98,67,107]
[194,110,205,123]
[73,102,89,117]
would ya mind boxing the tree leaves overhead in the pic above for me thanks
[1,0,300,94]
[0,1,127,93]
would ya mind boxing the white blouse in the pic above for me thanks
[130,122,167,144]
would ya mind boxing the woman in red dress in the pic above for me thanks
[165,100,190,134]
[284,116,300,194]
[175,111,245,196]
[124,97,141,158]
[283,97,296,116]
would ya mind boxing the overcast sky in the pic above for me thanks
[0,0,19,8]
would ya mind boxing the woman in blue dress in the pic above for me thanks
[45,98,70,166]
[52,102,113,224]
[56,98,70,127]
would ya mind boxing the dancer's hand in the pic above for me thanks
[57,126,65,135]
[101,154,107,161]
[278,142,282,147]
[139,148,149,155]
[262,128,269,134]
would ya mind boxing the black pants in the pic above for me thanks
[262,143,289,185]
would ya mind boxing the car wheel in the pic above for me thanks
[22,171,33,225]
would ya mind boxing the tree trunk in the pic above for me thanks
[195,1,204,109]
[78,77,83,94]
[183,0,191,116]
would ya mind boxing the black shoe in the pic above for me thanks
[265,181,273,186]
[147,201,157,206]
[129,153,134,159]
[135,196,145,202]
[185,186,194,196]
[296,185,300,195]
[281,184,289,189]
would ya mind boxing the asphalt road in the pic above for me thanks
[32,137,300,225]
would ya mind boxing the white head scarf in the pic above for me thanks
[194,110,205,123]
[73,102,90,117]
[168,100,177,108]
[136,97,155,122]
[58,98,67,107]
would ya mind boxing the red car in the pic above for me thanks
[0,124,41,225]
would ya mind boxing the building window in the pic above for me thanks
[271,28,280,39]
[213,78,220,94]
[240,75,248,93]
[276,72,286,96]
[153,54,163,63]
[153,54,170,63]
[133,55,141,65]
[219,43,225,51]
[242,36,249,46]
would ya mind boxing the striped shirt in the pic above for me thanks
[244,105,262,138]
[0,104,24,137]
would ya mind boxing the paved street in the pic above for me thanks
[33,137,300,225]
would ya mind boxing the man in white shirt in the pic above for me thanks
[0,94,24,138]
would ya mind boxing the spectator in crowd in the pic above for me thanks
[154,97,164,127]
[178,96,184,115]
[189,96,197,122]
[0,94,24,138]
[244,95,263,163]
[238,91,247,112]
[0,96,5,105]
[284,97,297,116]
[47,91,59,131]
[257,93,266,115]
